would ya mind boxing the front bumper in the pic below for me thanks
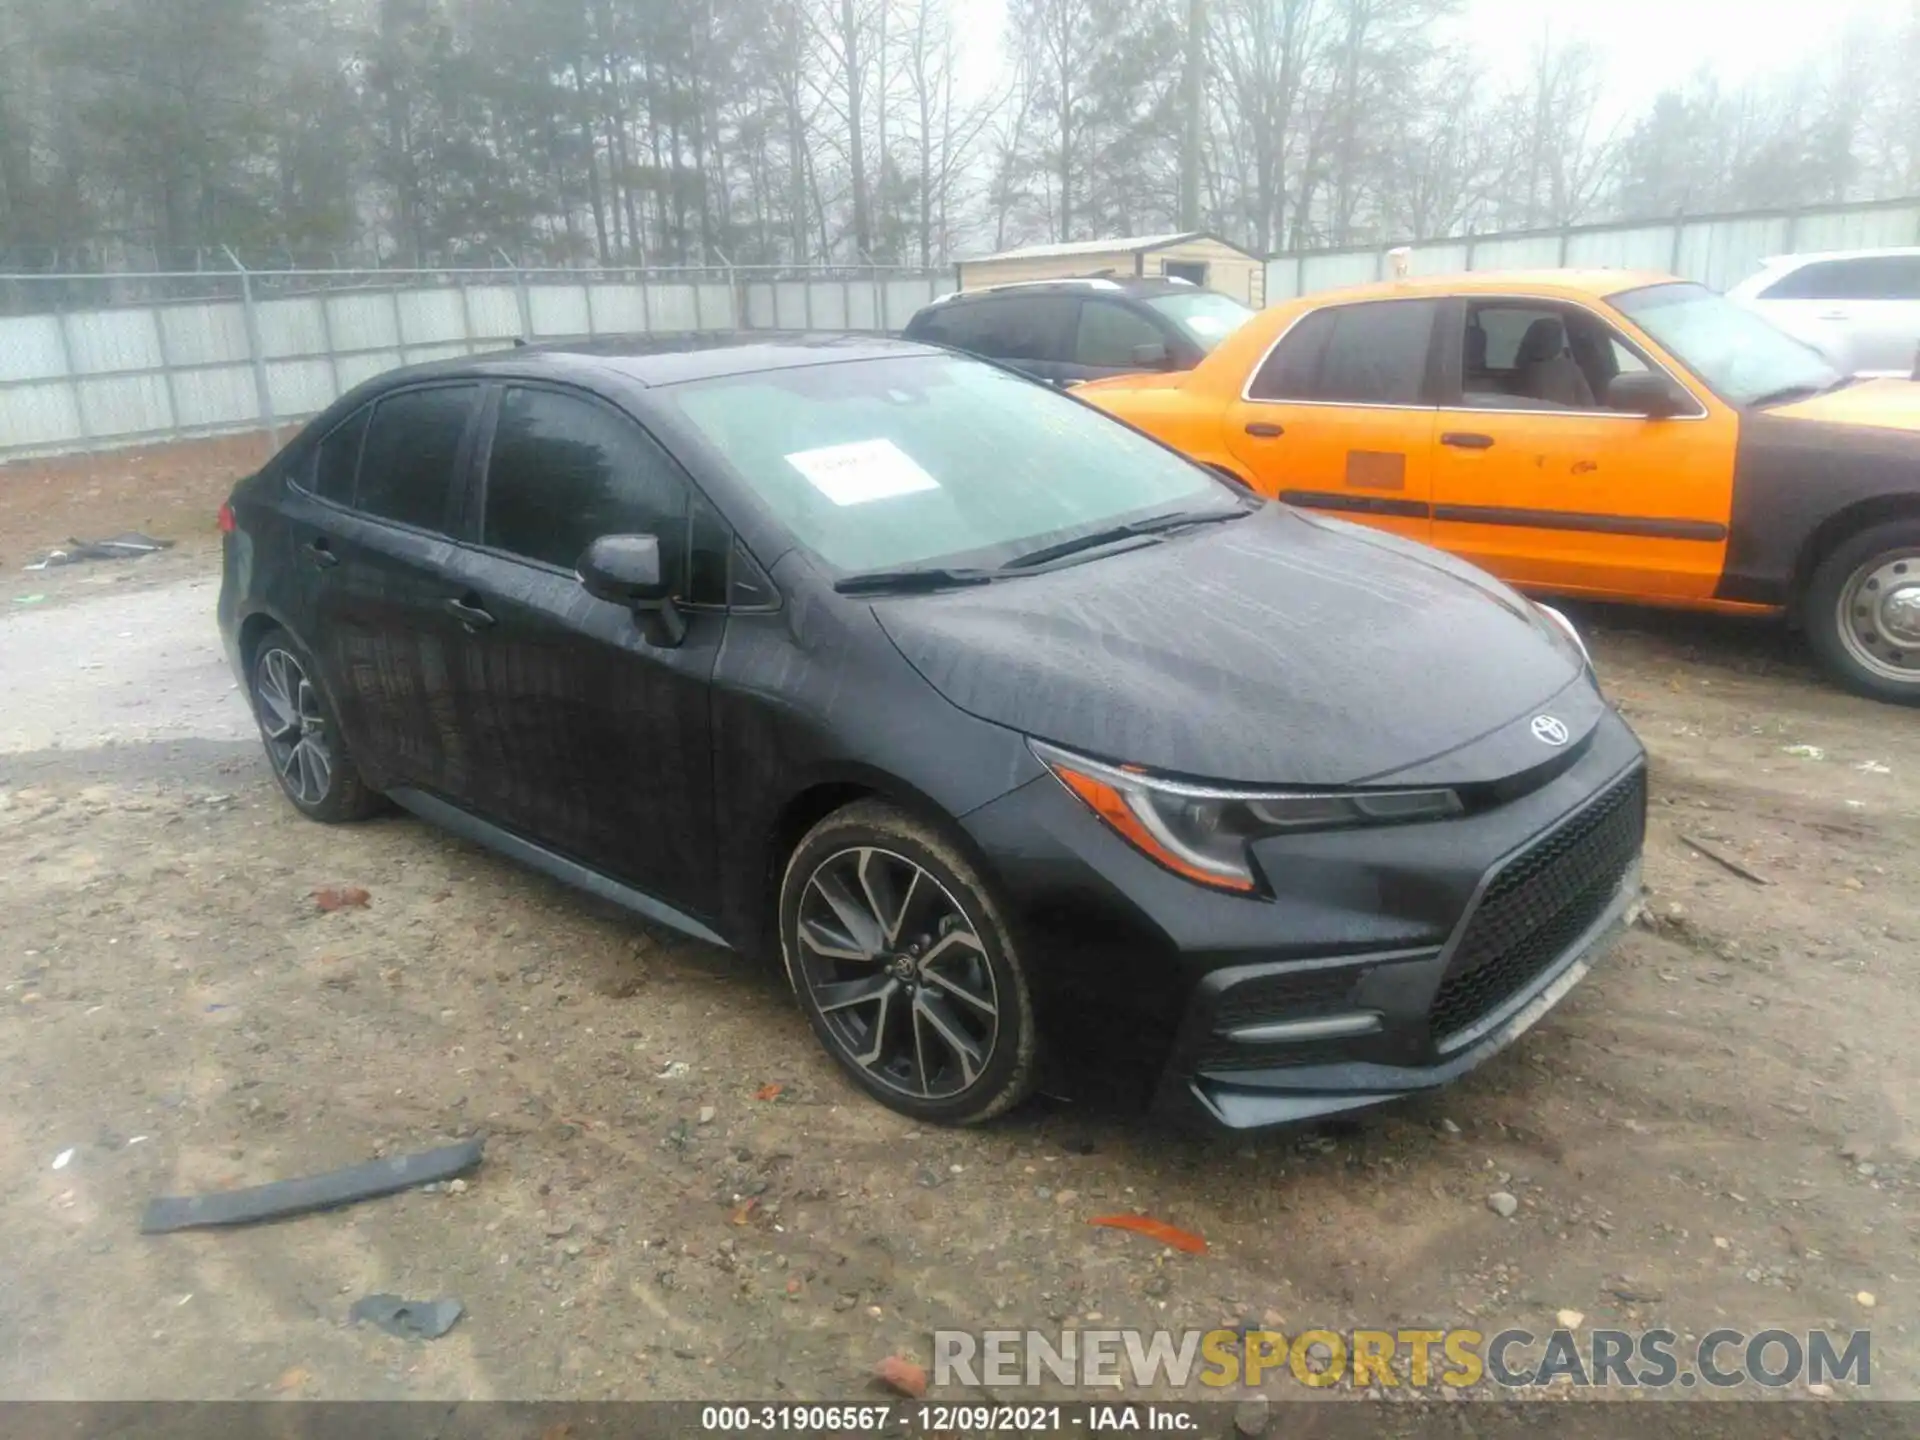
[962,708,1648,1132]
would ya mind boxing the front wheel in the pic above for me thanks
[1804,520,1920,706]
[778,800,1036,1126]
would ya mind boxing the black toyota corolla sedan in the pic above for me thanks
[218,333,1646,1131]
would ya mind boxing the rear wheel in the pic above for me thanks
[779,800,1036,1126]
[248,627,384,821]
[1805,519,1920,706]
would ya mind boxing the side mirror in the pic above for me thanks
[1607,371,1692,418]
[1130,341,1173,369]
[577,533,684,646]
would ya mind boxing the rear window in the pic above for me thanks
[355,385,478,532]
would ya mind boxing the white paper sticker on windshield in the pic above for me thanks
[786,439,940,506]
[1185,314,1229,336]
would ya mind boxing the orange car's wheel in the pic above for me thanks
[1804,518,1920,707]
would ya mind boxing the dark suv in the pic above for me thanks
[902,278,1254,386]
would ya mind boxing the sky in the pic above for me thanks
[954,0,1892,114]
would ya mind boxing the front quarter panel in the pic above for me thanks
[1719,409,1920,606]
[707,553,1045,954]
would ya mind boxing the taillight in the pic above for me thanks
[217,501,236,534]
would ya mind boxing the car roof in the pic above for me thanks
[932,276,1212,302]
[1283,269,1684,304]
[359,332,943,392]
[1756,246,1920,268]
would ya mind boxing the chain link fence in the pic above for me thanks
[0,263,951,461]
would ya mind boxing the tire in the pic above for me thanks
[1803,519,1920,706]
[778,800,1037,1126]
[246,626,385,822]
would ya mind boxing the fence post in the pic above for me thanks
[1463,231,1477,273]
[224,247,278,445]
[1668,213,1686,277]
[52,293,93,446]
[1557,225,1571,267]
[497,249,534,339]
[714,247,741,330]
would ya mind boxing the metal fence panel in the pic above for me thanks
[258,297,329,359]
[1794,203,1920,253]
[0,264,948,459]
[161,300,250,366]
[326,292,400,353]
[1264,197,1920,305]
[0,313,67,381]
[1564,223,1673,272]
[773,282,809,328]
[7,382,80,447]
[398,289,465,347]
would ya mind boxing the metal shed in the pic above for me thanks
[955,232,1268,308]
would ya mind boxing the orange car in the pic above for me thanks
[1077,270,1920,705]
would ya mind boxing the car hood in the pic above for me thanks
[1767,378,1920,433]
[870,506,1600,788]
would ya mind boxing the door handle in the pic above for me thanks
[1440,432,1495,450]
[304,537,339,569]
[1244,421,1285,438]
[444,597,496,631]
[1817,309,1850,322]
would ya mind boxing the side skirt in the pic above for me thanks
[386,786,732,950]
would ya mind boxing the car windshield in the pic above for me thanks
[661,354,1235,575]
[1612,281,1843,406]
[1146,290,1256,351]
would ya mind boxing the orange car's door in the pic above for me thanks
[1427,297,1738,604]
[1224,298,1440,544]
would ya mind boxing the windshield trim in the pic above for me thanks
[1606,280,1839,411]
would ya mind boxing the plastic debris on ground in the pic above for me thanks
[24,533,175,570]
[348,1293,464,1340]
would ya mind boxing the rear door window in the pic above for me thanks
[1248,300,1437,404]
[1248,308,1336,400]
[1313,300,1438,404]
[1074,300,1169,367]
[912,303,984,349]
[482,386,691,580]
[355,385,479,532]
[312,405,370,505]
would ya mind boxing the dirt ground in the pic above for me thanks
[0,436,1915,1405]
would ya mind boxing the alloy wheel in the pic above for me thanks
[254,647,334,806]
[793,846,1000,1100]
[1837,549,1920,683]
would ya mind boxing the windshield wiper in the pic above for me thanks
[999,505,1253,571]
[833,565,999,595]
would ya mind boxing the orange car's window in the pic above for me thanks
[1250,300,1437,406]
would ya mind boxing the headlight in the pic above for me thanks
[1534,602,1590,666]
[1030,740,1463,895]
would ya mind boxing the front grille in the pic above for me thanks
[1429,767,1646,1046]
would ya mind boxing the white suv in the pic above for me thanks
[1728,248,1920,378]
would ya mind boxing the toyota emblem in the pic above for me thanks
[1531,715,1571,747]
